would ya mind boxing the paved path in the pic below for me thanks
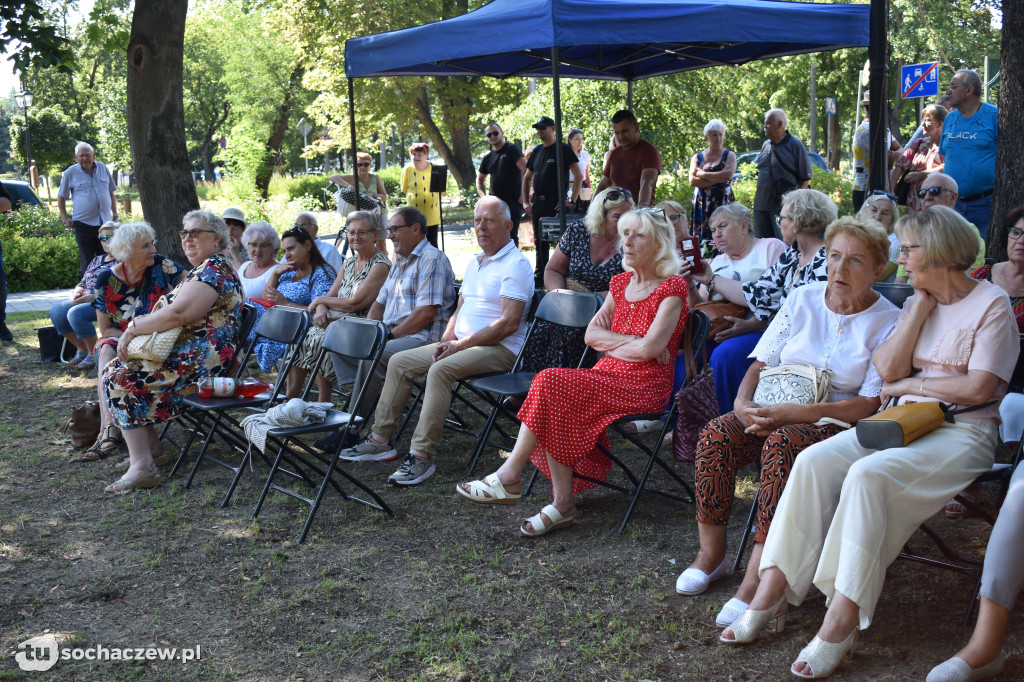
[6,225,538,316]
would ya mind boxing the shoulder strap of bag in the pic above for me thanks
[682,322,699,385]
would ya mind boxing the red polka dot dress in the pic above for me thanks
[519,273,689,495]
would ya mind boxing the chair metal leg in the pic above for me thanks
[167,412,208,478]
[732,493,758,574]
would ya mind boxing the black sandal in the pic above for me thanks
[95,425,123,457]
[80,440,107,462]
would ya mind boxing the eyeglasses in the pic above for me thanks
[635,206,665,216]
[292,221,314,229]
[386,223,414,234]
[1009,228,1024,241]
[870,190,898,202]
[347,229,375,239]
[179,229,216,240]
[917,186,948,199]
[283,227,309,240]
[485,131,501,138]
[249,242,275,250]
[357,162,371,167]
[604,188,632,203]
[899,244,923,257]
[667,213,684,222]
[99,234,114,243]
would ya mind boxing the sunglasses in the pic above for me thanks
[179,229,216,240]
[485,131,501,138]
[917,186,948,199]
[870,190,898,202]
[98,234,114,243]
[605,188,632,203]
[283,227,309,239]
[357,162,371,167]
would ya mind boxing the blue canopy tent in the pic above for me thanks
[342,0,871,243]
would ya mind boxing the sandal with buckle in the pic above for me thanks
[791,630,857,679]
[520,504,577,537]
[456,473,521,505]
[95,424,124,456]
[720,595,786,644]
[80,439,107,462]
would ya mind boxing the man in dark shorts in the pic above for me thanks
[522,116,582,283]
[477,122,527,244]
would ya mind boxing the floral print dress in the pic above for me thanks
[92,254,186,351]
[104,254,243,429]
[690,149,736,240]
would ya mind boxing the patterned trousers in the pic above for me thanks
[694,411,843,543]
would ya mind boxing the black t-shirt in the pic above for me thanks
[479,142,525,206]
[526,142,579,201]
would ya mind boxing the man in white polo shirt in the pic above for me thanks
[339,196,534,486]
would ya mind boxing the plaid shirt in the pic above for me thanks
[376,238,456,343]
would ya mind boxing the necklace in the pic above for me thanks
[122,264,145,288]
[627,278,660,308]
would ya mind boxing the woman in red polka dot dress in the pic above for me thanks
[457,208,689,536]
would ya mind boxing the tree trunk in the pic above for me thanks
[126,0,197,266]
[255,64,305,198]
[989,0,1024,261]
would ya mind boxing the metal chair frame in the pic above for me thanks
[251,317,392,543]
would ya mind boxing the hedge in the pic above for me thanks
[1,206,80,292]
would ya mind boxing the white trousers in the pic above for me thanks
[760,418,997,630]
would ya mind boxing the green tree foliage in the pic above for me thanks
[183,9,232,179]
[0,2,74,74]
[8,106,81,182]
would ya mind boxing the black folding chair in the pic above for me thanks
[168,306,311,506]
[252,317,392,543]
[898,337,1024,624]
[872,282,914,308]
[391,289,547,447]
[463,290,603,475]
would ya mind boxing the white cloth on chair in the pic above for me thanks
[241,398,335,453]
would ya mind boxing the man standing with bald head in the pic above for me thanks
[941,68,998,239]
[752,109,812,239]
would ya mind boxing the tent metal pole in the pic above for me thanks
[627,80,633,110]
[867,0,887,193]
[552,46,567,239]
[348,77,361,210]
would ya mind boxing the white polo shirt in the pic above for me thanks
[455,240,534,355]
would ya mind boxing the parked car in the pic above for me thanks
[1,179,44,209]
[732,151,829,182]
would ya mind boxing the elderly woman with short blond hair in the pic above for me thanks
[458,208,689,537]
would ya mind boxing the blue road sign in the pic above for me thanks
[825,97,837,115]
[901,62,940,99]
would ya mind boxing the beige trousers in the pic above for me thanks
[760,418,997,629]
[373,342,516,456]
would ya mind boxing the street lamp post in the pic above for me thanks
[14,90,34,180]
[297,118,312,175]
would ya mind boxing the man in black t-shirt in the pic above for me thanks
[0,181,14,341]
[522,116,582,281]
[477,122,527,244]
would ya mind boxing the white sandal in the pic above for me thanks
[520,504,576,537]
[456,473,521,505]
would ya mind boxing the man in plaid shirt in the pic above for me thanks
[318,206,456,453]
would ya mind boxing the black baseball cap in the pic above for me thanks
[532,116,555,129]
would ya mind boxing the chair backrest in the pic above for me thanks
[1010,334,1024,392]
[238,302,259,343]
[321,317,388,363]
[527,289,545,318]
[253,306,311,345]
[873,282,914,309]
[687,309,712,370]
[535,289,602,329]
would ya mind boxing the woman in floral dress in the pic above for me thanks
[689,119,737,240]
[102,210,242,493]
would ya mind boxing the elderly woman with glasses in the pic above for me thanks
[857,191,901,280]
[285,211,391,399]
[891,103,947,216]
[689,119,737,240]
[722,207,1017,680]
[544,186,632,295]
[49,220,120,370]
[458,208,688,536]
[656,199,690,247]
[237,221,280,299]
[85,222,186,462]
[401,142,441,246]
[101,210,243,492]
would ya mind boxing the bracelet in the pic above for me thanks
[707,273,717,297]
[919,377,926,396]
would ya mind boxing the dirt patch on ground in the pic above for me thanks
[1,310,1022,681]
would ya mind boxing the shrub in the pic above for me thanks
[4,234,80,292]
[376,165,402,203]
[730,165,855,217]
[0,204,72,239]
[275,174,336,211]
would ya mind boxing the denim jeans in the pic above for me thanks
[49,299,98,339]
[956,194,993,241]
